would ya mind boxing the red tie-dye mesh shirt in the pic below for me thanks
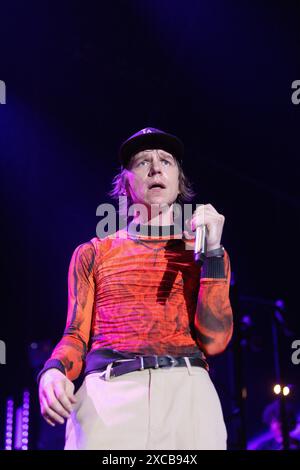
[40,226,233,381]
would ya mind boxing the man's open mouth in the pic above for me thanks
[148,183,166,189]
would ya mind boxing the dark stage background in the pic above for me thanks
[0,0,299,450]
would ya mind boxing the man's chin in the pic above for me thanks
[147,200,171,210]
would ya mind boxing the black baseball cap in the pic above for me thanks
[119,127,184,168]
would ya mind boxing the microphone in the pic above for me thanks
[194,225,207,264]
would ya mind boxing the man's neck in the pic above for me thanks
[132,204,175,227]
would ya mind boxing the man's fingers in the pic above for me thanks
[205,203,219,214]
[41,397,65,425]
[44,416,56,427]
[188,204,225,231]
[44,388,71,419]
[191,214,222,231]
[65,380,77,404]
[44,407,65,425]
[54,383,74,413]
[197,203,218,215]
[38,369,77,425]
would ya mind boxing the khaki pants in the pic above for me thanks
[65,361,227,450]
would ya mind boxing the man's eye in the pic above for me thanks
[162,159,171,165]
[137,160,148,167]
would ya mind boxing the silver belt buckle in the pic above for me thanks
[166,355,178,368]
[138,356,145,371]
[154,355,159,369]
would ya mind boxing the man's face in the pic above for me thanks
[125,149,180,209]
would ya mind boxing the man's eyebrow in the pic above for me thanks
[132,151,175,162]
[159,152,175,162]
[132,154,148,162]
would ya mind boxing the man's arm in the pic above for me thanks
[38,240,96,382]
[38,240,97,426]
[194,249,233,355]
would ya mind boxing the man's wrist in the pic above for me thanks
[36,359,66,385]
[206,244,221,251]
[206,245,225,258]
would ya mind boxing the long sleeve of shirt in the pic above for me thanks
[194,250,233,355]
[38,240,96,382]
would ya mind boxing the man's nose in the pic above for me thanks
[148,157,162,175]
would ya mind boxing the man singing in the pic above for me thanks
[38,127,233,449]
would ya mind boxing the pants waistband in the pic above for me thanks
[87,354,209,381]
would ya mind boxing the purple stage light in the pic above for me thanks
[14,390,30,450]
[5,399,14,450]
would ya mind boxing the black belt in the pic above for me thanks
[101,355,209,379]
